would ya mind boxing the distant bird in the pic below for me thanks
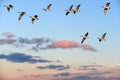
[43,3,52,11]
[97,33,107,42]
[73,4,81,14]
[81,32,89,43]
[101,2,110,15]
[30,15,39,24]
[4,4,13,12]
[18,12,26,20]
[65,5,73,16]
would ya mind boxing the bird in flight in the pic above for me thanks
[43,3,52,11]
[18,12,26,20]
[4,4,13,12]
[30,15,39,24]
[101,2,110,15]
[97,33,107,42]
[65,5,73,16]
[73,4,81,14]
[81,32,89,44]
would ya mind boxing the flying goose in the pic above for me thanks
[30,15,39,24]
[43,3,52,11]
[97,33,107,42]
[101,2,110,15]
[81,32,89,44]
[65,5,73,16]
[73,4,81,14]
[18,12,26,20]
[4,4,13,12]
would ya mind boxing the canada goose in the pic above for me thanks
[101,2,110,15]
[81,32,89,44]
[4,4,13,12]
[65,5,73,16]
[73,4,81,14]
[18,12,26,20]
[43,3,52,11]
[97,33,107,42]
[30,15,39,24]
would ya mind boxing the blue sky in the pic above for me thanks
[0,0,120,65]
[0,0,120,80]
[0,0,120,40]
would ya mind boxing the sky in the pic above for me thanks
[0,0,120,80]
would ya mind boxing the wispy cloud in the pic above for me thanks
[78,64,103,70]
[0,39,16,45]
[55,75,120,80]
[36,65,71,70]
[0,32,97,52]
[39,40,97,52]
[85,70,112,76]
[0,53,53,63]
[1,32,15,38]
[79,44,97,52]
[18,37,51,44]
[5,66,120,80]
[16,69,24,71]
[54,72,70,77]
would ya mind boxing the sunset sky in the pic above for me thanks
[0,0,120,80]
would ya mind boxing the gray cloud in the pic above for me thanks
[0,32,97,52]
[54,75,119,80]
[54,72,70,77]
[36,65,70,70]
[85,70,112,76]
[0,53,53,63]
[16,69,24,71]
[0,39,16,45]
[18,37,51,44]
[1,32,15,38]
[78,64,103,70]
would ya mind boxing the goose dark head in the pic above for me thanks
[34,15,38,18]
[9,4,13,8]
[106,2,110,6]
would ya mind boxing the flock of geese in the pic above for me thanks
[4,3,53,24]
[4,2,110,24]
[81,32,107,44]
[3,2,110,44]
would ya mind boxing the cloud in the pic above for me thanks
[79,44,97,52]
[40,40,97,52]
[46,40,79,49]
[18,38,31,44]
[78,64,103,70]
[36,65,70,70]
[54,75,120,80]
[0,53,53,63]
[0,32,97,52]
[18,37,51,44]
[30,74,41,77]
[16,69,24,71]
[1,32,15,38]
[39,40,97,52]
[54,72,70,77]
[0,39,16,45]
[14,37,53,52]
[85,70,111,76]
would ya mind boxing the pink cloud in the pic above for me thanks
[0,39,16,45]
[79,44,97,52]
[0,32,97,52]
[47,40,79,49]
[1,32,15,38]
[45,40,97,52]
